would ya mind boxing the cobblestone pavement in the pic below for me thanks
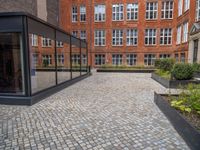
[0,73,190,150]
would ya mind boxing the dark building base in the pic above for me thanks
[152,73,200,88]
[0,73,91,106]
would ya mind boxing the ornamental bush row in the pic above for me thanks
[155,59,197,80]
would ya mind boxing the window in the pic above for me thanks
[159,54,171,59]
[181,53,186,62]
[127,3,138,20]
[112,29,123,46]
[72,31,78,37]
[184,0,190,11]
[82,54,87,65]
[72,54,80,65]
[112,54,123,65]
[80,30,86,41]
[146,2,158,20]
[178,0,183,16]
[95,54,105,65]
[162,1,173,19]
[42,55,52,66]
[175,53,179,62]
[112,4,124,21]
[126,29,138,46]
[176,25,182,44]
[57,54,64,66]
[80,6,86,22]
[126,54,137,66]
[42,37,52,47]
[33,53,38,65]
[196,0,200,21]
[95,30,106,46]
[56,41,64,47]
[183,22,188,42]
[95,5,106,22]
[72,6,78,22]
[160,28,172,45]
[31,34,38,46]
[144,54,156,66]
[145,29,157,45]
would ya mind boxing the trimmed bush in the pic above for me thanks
[155,58,175,72]
[171,63,194,80]
[192,63,200,73]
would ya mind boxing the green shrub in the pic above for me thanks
[155,69,171,79]
[155,58,175,72]
[192,63,200,73]
[171,84,200,115]
[171,63,194,80]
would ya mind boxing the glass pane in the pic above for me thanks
[71,37,81,79]
[0,33,25,94]
[29,34,56,94]
[81,42,87,75]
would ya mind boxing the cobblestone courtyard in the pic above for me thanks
[0,72,189,150]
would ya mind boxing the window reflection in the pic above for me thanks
[30,34,56,94]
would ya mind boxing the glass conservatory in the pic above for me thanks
[0,12,90,105]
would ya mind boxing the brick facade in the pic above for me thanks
[60,0,197,67]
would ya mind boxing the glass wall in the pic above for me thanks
[81,41,87,75]
[56,31,71,84]
[0,33,25,94]
[28,18,56,94]
[71,37,81,79]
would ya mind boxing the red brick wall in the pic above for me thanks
[60,0,196,67]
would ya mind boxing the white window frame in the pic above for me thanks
[80,30,86,41]
[161,1,173,19]
[144,54,156,66]
[94,30,106,46]
[95,54,105,65]
[57,54,64,66]
[176,25,182,44]
[112,29,123,46]
[178,0,183,16]
[42,55,52,66]
[56,41,64,48]
[159,54,171,59]
[42,37,52,47]
[146,2,158,20]
[72,54,80,65]
[184,0,190,11]
[72,31,78,38]
[80,5,86,22]
[145,29,157,45]
[112,54,123,66]
[31,34,38,46]
[126,54,137,66]
[182,22,188,43]
[196,0,200,21]
[72,6,78,22]
[160,28,172,45]
[126,29,138,46]
[112,4,124,21]
[127,3,138,20]
[95,5,106,22]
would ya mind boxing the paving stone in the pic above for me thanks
[0,72,189,149]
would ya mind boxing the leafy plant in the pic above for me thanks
[155,69,171,79]
[171,63,194,80]
[171,84,200,115]
[192,63,200,73]
[155,58,175,72]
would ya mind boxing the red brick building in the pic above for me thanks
[60,0,197,67]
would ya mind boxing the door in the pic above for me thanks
[193,39,199,63]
